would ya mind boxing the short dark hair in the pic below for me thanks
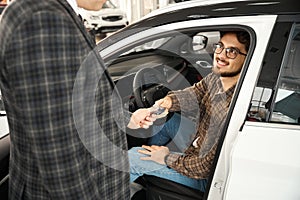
[220,31,250,52]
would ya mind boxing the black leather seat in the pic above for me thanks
[132,175,204,200]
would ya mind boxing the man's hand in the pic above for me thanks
[155,96,172,110]
[127,108,156,129]
[138,145,170,165]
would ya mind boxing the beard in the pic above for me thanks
[218,68,241,77]
[212,60,242,77]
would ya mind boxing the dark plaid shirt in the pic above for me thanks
[165,73,235,179]
[0,0,129,199]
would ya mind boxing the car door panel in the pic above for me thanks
[225,122,300,200]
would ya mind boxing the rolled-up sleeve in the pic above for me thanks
[165,144,217,179]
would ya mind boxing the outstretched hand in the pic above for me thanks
[127,108,156,129]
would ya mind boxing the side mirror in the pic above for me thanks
[192,35,208,51]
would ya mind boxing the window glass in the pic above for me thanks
[248,24,300,124]
[121,37,172,56]
[248,87,272,122]
[271,25,300,123]
[107,30,218,82]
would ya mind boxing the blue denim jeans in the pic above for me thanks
[129,113,207,192]
[129,147,207,191]
[149,113,197,153]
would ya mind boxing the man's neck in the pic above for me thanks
[220,75,240,91]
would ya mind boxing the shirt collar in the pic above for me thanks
[66,0,79,15]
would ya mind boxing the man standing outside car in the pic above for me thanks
[129,31,250,192]
[0,0,154,199]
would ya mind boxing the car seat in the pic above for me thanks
[132,175,204,200]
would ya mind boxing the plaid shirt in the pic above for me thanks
[0,0,129,199]
[165,73,235,179]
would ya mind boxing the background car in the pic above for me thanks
[78,0,128,37]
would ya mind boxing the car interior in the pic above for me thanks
[107,30,219,108]
[106,29,220,147]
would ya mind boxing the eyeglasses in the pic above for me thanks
[213,43,247,59]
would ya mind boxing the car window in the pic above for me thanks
[106,30,220,84]
[248,23,300,124]
[271,24,300,123]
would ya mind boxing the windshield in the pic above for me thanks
[121,37,172,56]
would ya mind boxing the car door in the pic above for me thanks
[0,90,9,200]
[213,21,300,199]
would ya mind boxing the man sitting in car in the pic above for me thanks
[129,30,250,192]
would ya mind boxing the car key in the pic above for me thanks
[150,104,168,118]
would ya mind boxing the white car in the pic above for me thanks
[78,0,128,35]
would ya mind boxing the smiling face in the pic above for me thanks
[212,32,248,78]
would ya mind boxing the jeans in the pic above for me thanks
[129,113,207,192]
[149,113,196,153]
[129,147,207,191]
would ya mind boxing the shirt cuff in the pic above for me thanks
[164,153,181,167]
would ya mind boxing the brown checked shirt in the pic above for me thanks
[165,73,235,179]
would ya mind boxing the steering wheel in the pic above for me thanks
[133,67,171,108]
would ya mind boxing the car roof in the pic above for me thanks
[133,0,300,29]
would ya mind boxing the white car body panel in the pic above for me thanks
[225,122,300,200]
